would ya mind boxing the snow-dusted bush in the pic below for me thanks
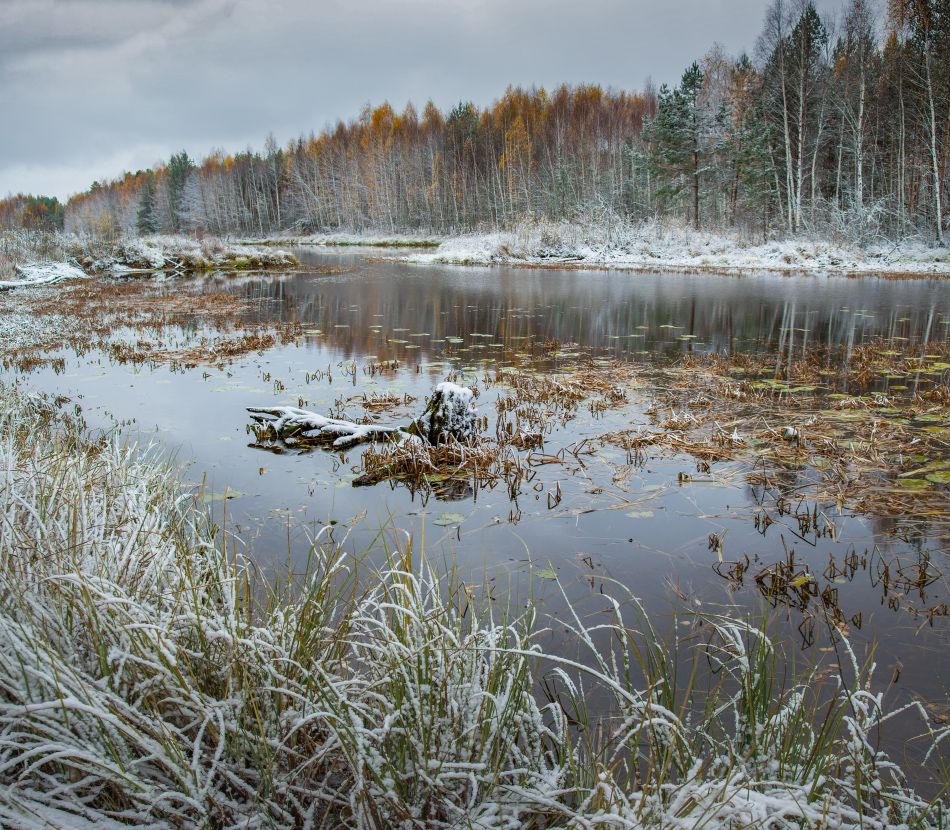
[0,384,944,828]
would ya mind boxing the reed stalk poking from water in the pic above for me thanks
[0,382,946,828]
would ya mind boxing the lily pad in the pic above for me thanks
[433,512,466,526]
[201,487,245,503]
[925,471,950,485]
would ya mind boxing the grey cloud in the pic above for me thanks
[0,0,845,199]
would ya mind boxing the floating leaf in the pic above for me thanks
[201,487,245,503]
[433,512,466,526]
[535,567,558,580]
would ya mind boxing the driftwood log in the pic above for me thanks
[248,381,478,450]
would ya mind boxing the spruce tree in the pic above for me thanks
[166,151,194,233]
[136,176,158,235]
[646,62,715,229]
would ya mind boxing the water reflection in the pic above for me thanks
[232,251,947,366]
[11,251,949,758]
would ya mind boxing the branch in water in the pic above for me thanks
[247,381,478,450]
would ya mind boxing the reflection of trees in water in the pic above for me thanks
[224,261,946,368]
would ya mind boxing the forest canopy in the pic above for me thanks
[5,0,949,244]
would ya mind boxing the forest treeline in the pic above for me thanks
[0,195,65,233]
[3,0,948,243]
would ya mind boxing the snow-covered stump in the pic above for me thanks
[248,381,479,451]
[405,382,478,444]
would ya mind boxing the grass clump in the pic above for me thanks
[0,382,946,828]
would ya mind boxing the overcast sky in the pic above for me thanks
[0,0,844,201]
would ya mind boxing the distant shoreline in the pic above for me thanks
[240,224,950,279]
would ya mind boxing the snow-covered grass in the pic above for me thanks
[0,230,71,283]
[0,382,946,828]
[405,218,950,276]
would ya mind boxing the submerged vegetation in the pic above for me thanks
[246,338,950,542]
[0,381,947,828]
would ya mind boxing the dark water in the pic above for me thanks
[13,248,950,775]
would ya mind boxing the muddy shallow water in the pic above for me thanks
[6,247,950,776]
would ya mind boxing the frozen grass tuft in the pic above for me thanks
[0,382,946,828]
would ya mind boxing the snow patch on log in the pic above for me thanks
[248,382,479,451]
[0,262,85,291]
[247,406,410,449]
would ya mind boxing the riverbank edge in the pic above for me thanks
[243,225,950,278]
[0,233,299,290]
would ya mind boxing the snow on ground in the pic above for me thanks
[0,281,74,351]
[0,262,85,291]
[402,221,950,276]
[0,307,70,352]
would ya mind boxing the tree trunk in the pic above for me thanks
[924,43,944,243]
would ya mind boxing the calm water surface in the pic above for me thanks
[15,248,950,774]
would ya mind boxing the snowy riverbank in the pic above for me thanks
[0,381,945,828]
[0,261,86,291]
[0,232,297,289]
[401,221,950,276]
[69,234,298,274]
